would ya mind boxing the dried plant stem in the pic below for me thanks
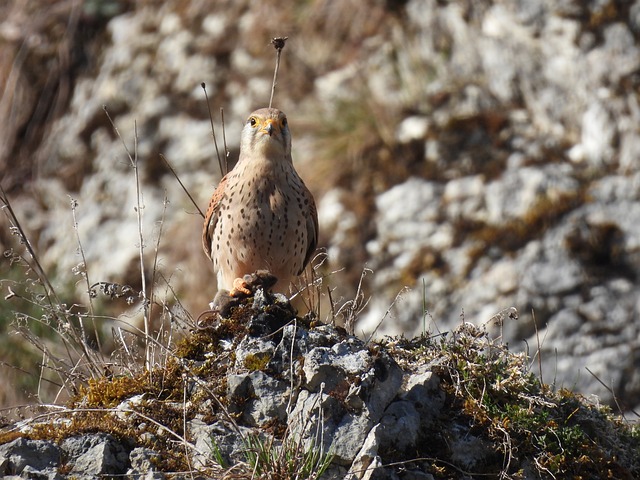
[335,267,372,336]
[69,196,102,352]
[2,187,105,386]
[102,107,151,371]
[160,154,205,218]
[585,367,639,418]
[0,187,59,308]
[365,286,409,345]
[269,37,288,109]
[531,309,543,386]
[148,193,167,313]
[182,373,194,474]
[146,192,169,371]
[285,318,297,416]
[201,82,225,176]
[132,121,151,371]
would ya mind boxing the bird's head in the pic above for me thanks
[240,108,292,159]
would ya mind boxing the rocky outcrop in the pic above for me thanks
[1,291,637,479]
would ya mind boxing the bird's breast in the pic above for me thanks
[212,165,308,287]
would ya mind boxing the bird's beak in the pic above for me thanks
[262,119,276,136]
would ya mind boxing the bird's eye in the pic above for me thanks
[281,118,288,128]
[249,117,257,127]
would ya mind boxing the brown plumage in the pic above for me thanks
[202,108,318,300]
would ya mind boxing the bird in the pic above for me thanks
[202,107,318,308]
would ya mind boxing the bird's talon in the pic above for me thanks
[230,277,252,296]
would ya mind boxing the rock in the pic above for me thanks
[127,448,164,479]
[290,338,403,465]
[188,419,250,470]
[402,472,435,480]
[448,427,496,471]
[227,370,288,426]
[0,289,638,478]
[377,400,420,451]
[16,465,64,480]
[0,438,60,476]
[396,116,430,144]
[61,433,129,477]
[401,365,445,431]
[348,424,382,480]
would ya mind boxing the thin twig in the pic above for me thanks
[327,286,336,326]
[422,278,427,336]
[585,367,639,418]
[69,196,102,354]
[201,82,224,176]
[182,373,195,478]
[365,286,409,345]
[334,267,372,336]
[133,121,151,371]
[159,154,205,218]
[269,37,288,109]
[102,107,151,371]
[146,192,169,373]
[285,318,297,417]
[0,187,59,308]
[1,189,105,385]
[532,309,543,386]
[13,309,85,379]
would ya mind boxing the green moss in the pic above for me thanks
[80,375,146,408]
[243,352,271,371]
[439,325,638,478]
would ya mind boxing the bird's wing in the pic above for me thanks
[202,175,229,261]
[300,184,319,274]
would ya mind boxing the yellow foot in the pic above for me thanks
[229,277,252,296]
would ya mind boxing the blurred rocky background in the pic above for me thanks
[1,0,639,413]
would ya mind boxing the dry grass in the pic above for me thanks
[386,322,640,479]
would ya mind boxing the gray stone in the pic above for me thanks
[188,419,254,469]
[396,116,430,143]
[234,336,277,371]
[288,389,370,466]
[377,401,420,451]
[61,433,129,477]
[288,337,403,467]
[227,370,289,426]
[331,412,376,466]
[448,425,495,471]
[127,447,164,479]
[303,342,370,391]
[320,464,349,480]
[18,465,63,480]
[304,342,403,421]
[0,438,60,475]
[288,390,345,457]
[348,424,382,480]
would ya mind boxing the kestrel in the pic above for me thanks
[202,108,318,306]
